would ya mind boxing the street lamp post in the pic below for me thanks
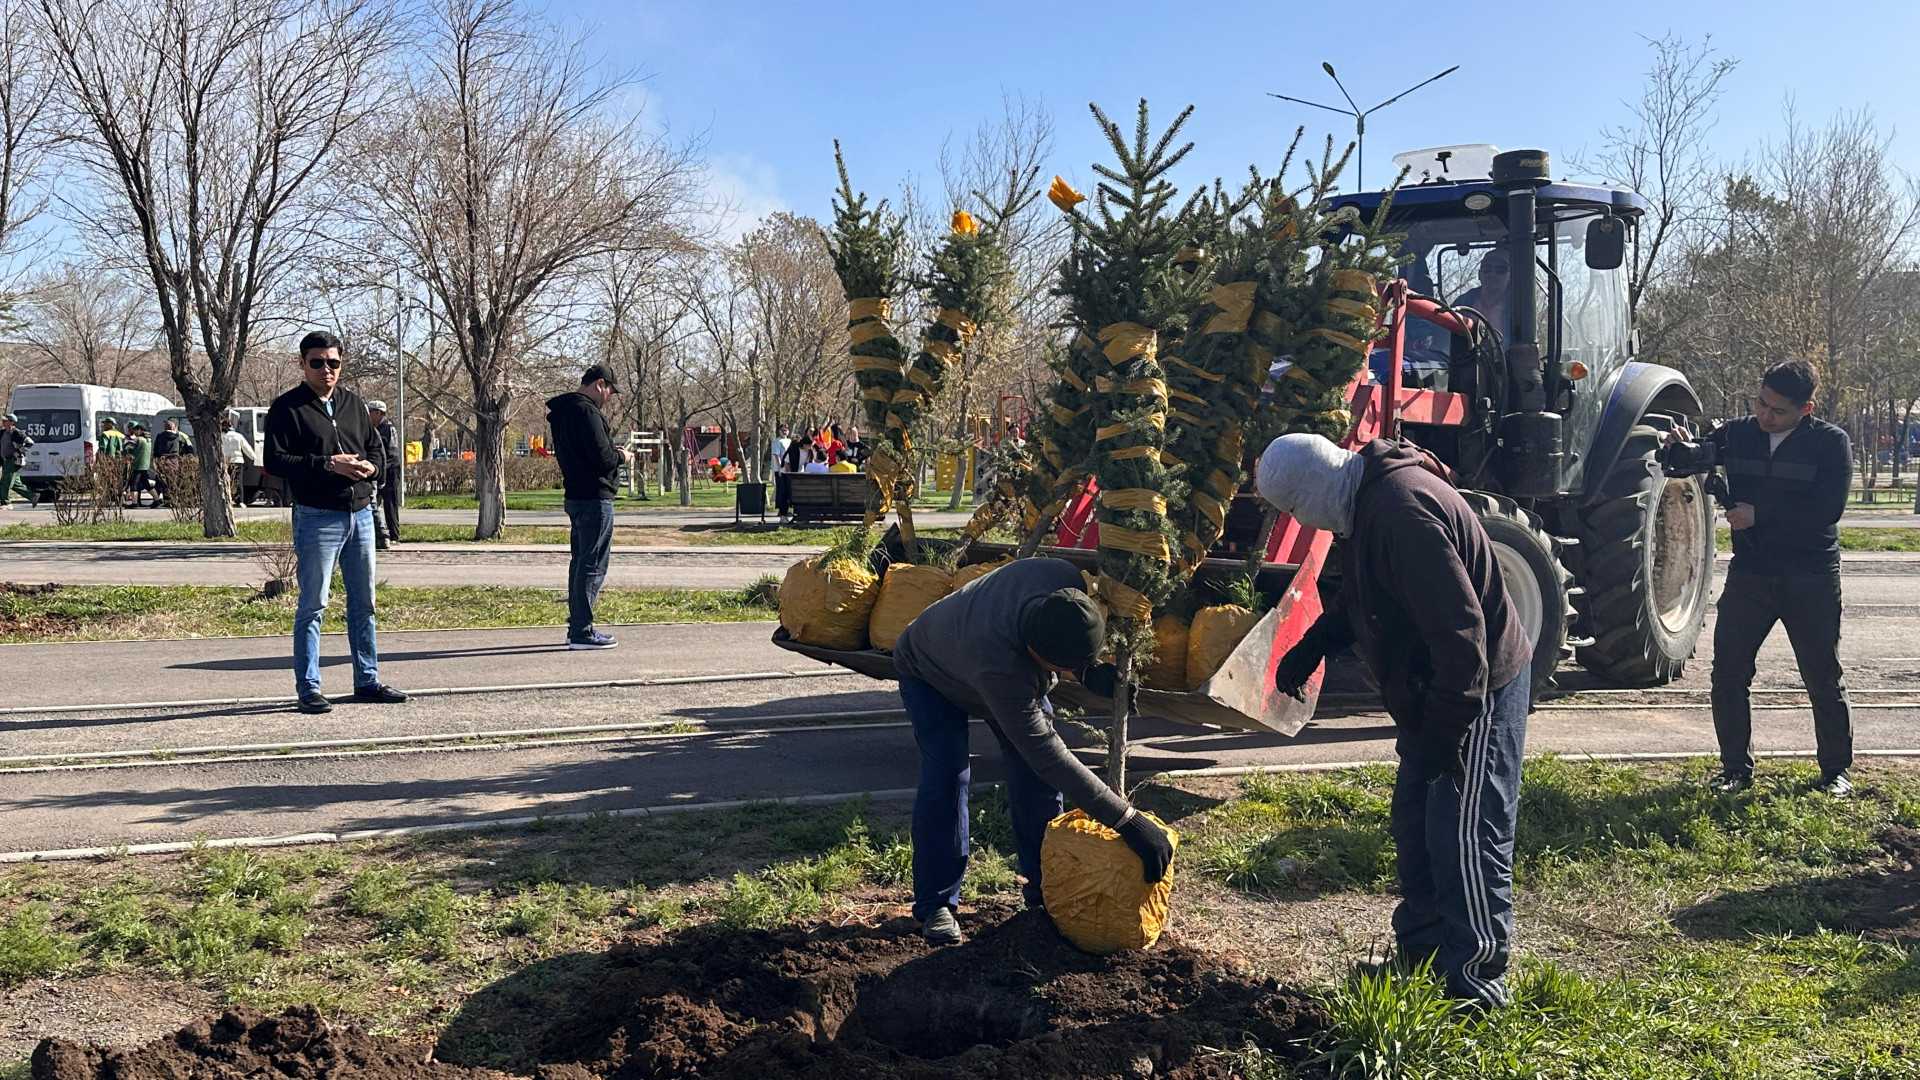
[1269,62,1460,190]
[394,267,407,506]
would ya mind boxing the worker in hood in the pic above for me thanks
[1256,433,1531,1008]
[891,557,1174,947]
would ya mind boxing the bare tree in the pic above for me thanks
[1580,33,1736,351]
[353,0,702,539]
[38,0,399,536]
[17,264,158,386]
[0,1,52,274]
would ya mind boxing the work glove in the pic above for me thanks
[1117,811,1175,884]
[1082,662,1122,698]
[1274,638,1325,702]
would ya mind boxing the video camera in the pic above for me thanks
[1657,437,1731,508]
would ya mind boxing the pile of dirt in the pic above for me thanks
[1835,826,1920,945]
[33,907,1328,1080]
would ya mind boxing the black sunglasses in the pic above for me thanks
[307,357,342,370]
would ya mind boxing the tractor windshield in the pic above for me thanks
[1549,212,1633,489]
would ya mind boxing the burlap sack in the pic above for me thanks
[868,563,954,651]
[1186,604,1260,688]
[1040,809,1179,955]
[778,558,881,650]
[951,556,1012,591]
[1140,615,1191,691]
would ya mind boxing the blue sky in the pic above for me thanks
[560,0,1920,231]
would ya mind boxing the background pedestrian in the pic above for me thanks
[545,363,629,650]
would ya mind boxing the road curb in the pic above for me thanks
[7,748,1917,864]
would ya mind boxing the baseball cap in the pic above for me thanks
[2,412,15,421]
[367,400,388,412]
[1019,588,1105,669]
[581,363,620,393]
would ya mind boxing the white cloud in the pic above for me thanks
[703,152,787,241]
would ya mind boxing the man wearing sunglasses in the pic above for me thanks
[264,331,409,714]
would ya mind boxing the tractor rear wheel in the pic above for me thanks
[1465,491,1572,700]
[1574,418,1715,685]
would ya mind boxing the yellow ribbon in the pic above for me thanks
[1098,322,1157,366]
[1074,331,1100,355]
[852,355,901,372]
[1051,404,1088,425]
[1108,445,1161,461]
[921,337,958,362]
[1094,376,1168,399]
[891,388,922,404]
[1100,522,1171,562]
[907,367,937,392]
[1323,297,1378,322]
[1168,387,1206,405]
[936,307,978,344]
[1332,268,1376,294]
[1305,326,1371,355]
[848,297,891,321]
[861,386,894,402]
[1208,470,1236,501]
[850,320,894,345]
[1097,575,1153,621]
[1200,281,1258,336]
[1169,409,1203,425]
[1172,245,1205,264]
[1059,368,1089,392]
[1191,490,1226,533]
[1100,488,1168,515]
[1215,428,1243,465]
[1096,415,1165,441]
[1159,448,1189,467]
[1251,310,1290,340]
[1166,355,1225,382]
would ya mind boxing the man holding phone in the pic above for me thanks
[265,331,408,714]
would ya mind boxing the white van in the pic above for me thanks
[153,404,280,505]
[6,383,178,495]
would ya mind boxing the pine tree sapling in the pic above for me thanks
[823,143,910,527]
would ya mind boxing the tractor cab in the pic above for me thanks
[1327,146,1649,497]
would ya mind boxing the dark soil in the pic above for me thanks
[1833,826,1920,945]
[33,907,1328,1080]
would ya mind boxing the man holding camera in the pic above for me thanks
[1670,360,1854,797]
[546,364,630,650]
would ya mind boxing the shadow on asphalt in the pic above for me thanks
[0,702,291,733]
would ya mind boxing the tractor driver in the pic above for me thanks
[890,557,1175,947]
[1451,249,1510,342]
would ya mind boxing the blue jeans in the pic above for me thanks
[1390,662,1530,1006]
[901,676,1063,921]
[564,498,614,637]
[292,505,379,696]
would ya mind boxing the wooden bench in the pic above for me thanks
[783,472,871,523]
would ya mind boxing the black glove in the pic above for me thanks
[1273,638,1324,702]
[1082,662,1122,698]
[1116,812,1174,884]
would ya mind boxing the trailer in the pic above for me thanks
[774,280,1467,735]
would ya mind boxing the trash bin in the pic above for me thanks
[736,481,767,522]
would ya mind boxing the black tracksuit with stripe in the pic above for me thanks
[1701,414,1854,780]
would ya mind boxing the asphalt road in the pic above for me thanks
[4,559,1920,853]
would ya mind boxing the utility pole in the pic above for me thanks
[394,266,408,505]
[1269,63,1459,189]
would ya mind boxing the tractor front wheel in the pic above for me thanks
[1574,419,1716,685]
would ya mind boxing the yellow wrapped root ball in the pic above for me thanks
[1040,809,1179,955]
[1187,604,1259,688]
[1140,615,1191,691]
[951,556,1012,591]
[868,563,955,651]
[778,558,881,650]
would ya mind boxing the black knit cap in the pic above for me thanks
[1019,588,1104,669]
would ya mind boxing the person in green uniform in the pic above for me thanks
[99,417,125,458]
[126,423,155,507]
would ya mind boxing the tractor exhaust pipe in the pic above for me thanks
[1491,149,1562,497]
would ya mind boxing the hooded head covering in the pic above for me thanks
[1019,588,1104,669]
[1255,433,1365,536]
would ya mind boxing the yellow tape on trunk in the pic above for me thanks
[1200,281,1258,336]
[849,297,891,321]
[1097,575,1154,621]
[850,320,894,345]
[1098,322,1157,366]
[1099,488,1168,515]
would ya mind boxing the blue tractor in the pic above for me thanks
[1331,146,1714,688]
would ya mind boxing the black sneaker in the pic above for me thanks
[353,682,409,704]
[296,692,333,714]
[1708,771,1753,795]
[920,908,963,946]
[1818,771,1853,799]
[567,630,618,650]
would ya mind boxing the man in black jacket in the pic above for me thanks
[264,331,408,714]
[546,364,630,649]
[1672,360,1855,798]
[1259,433,1531,1008]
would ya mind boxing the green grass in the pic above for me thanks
[1713,525,1920,552]
[0,582,778,642]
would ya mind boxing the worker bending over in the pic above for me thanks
[1258,434,1531,1008]
[892,557,1174,946]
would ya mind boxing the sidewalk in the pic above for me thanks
[0,502,979,530]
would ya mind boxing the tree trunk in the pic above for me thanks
[1106,654,1132,794]
[946,443,967,511]
[473,402,509,540]
[677,447,693,506]
[190,408,235,538]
